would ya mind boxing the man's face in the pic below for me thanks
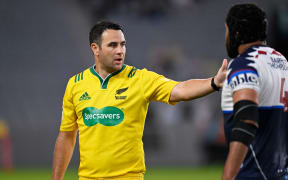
[93,29,126,73]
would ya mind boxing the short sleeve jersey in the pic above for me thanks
[60,64,179,178]
[221,46,288,179]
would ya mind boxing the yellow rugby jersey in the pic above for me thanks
[60,64,179,179]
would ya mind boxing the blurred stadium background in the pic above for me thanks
[0,0,287,179]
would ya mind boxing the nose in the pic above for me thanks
[116,45,125,55]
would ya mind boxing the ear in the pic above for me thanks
[90,43,100,56]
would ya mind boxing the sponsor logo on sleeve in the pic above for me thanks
[228,71,259,89]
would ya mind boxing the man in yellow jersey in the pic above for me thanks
[52,21,227,180]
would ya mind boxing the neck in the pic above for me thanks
[94,65,110,79]
[238,41,265,55]
[94,61,123,79]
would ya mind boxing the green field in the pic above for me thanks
[0,166,222,180]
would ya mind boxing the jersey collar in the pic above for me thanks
[89,64,126,89]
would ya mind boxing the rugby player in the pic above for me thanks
[221,4,288,180]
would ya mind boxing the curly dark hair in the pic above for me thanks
[89,21,123,46]
[226,4,267,58]
[226,3,267,43]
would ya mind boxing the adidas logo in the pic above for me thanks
[79,92,91,101]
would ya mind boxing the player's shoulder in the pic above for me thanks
[121,64,145,79]
[135,67,161,76]
[227,47,262,82]
[229,45,286,70]
[67,67,91,87]
[123,65,166,82]
[228,46,270,72]
[229,47,257,68]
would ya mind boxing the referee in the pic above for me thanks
[52,21,227,180]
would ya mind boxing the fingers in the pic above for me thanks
[214,58,228,88]
[221,59,228,71]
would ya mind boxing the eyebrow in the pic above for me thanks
[107,40,126,45]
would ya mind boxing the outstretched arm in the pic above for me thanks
[169,59,227,102]
[52,130,77,180]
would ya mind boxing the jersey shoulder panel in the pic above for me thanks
[227,47,261,92]
[227,49,259,84]
[62,68,93,99]
[137,67,162,79]
[125,65,138,78]
[68,67,92,88]
[73,68,91,83]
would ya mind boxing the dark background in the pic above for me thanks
[0,0,287,169]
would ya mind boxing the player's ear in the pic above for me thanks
[91,42,100,56]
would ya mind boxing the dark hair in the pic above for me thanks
[226,4,267,57]
[89,21,123,46]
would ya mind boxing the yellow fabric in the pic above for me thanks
[60,64,179,178]
[79,172,144,180]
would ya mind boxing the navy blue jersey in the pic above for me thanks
[221,45,288,179]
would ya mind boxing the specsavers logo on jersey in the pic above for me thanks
[82,107,124,127]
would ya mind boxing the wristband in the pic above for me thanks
[211,77,220,91]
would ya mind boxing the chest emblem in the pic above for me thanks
[82,106,124,127]
[115,87,128,100]
[79,92,91,101]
